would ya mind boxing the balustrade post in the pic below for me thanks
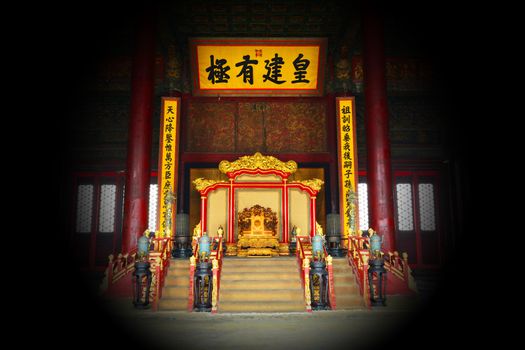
[326,255,336,310]
[188,256,196,312]
[211,258,219,314]
[362,253,370,308]
[303,258,312,312]
[153,261,161,311]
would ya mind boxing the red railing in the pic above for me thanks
[347,235,371,308]
[187,237,199,311]
[347,233,417,306]
[210,237,223,314]
[296,236,312,312]
[100,235,173,311]
[149,237,172,311]
[383,251,411,282]
[382,250,417,294]
[100,250,137,297]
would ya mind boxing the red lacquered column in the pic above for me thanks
[363,3,396,252]
[122,7,156,253]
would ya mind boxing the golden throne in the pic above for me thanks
[236,205,280,257]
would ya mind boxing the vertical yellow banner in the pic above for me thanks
[336,97,359,239]
[158,97,180,238]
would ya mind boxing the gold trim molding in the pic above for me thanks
[219,152,298,174]
[290,178,324,191]
[193,178,227,191]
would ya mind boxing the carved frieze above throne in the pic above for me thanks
[237,205,280,257]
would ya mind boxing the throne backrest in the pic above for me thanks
[238,204,278,236]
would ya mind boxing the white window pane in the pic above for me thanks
[396,183,414,231]
[358,183,369,231]
[122,184,125,217]
[98,185,116,232]
[418,183,436,231]
[76,185,93,233]
[148,184,158,231]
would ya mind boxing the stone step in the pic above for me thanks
[159,260,192,311]
[170,258,190,266]
[165,275,190,286]
[332,272,356,278]
[220,288,303,302]
[334,294,366,309]
[332,266,354,274]
[333,272,356,279]
[332,269,354,276]
[167,268,191,277]
[334,284,359,294]
[158,297,187,310]
[168,260,190,267]
[334,280,359,294]
[220,279,301,290]
[333,268,352,273]
[332,276,357,285]
[219,265,298,273]
[219,300,305,313]
[217,257,305,313]
[162,285,191,298]
[331,261,351,267]
[326,259,363,310]
[332,270,353,276]
[220,271,299,280]
[331,259,350,264]
[331,262,352,268]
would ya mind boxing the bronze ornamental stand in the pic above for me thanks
[172,213,193,258]
[309,260,329,310]
[194,261,213,312]
[132,260,152,309]
[368,257,387,306]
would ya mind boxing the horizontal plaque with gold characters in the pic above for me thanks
[189,37,326,96]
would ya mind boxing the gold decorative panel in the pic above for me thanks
[187,101,327,153]
[187,102,236,152]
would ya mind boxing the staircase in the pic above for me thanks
[218,257,305,313]
[158,259,190,311]
[331,258,366,309]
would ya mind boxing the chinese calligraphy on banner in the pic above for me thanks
[190,38,326,96]
[158,97,180,237]
[336,97,359,239]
